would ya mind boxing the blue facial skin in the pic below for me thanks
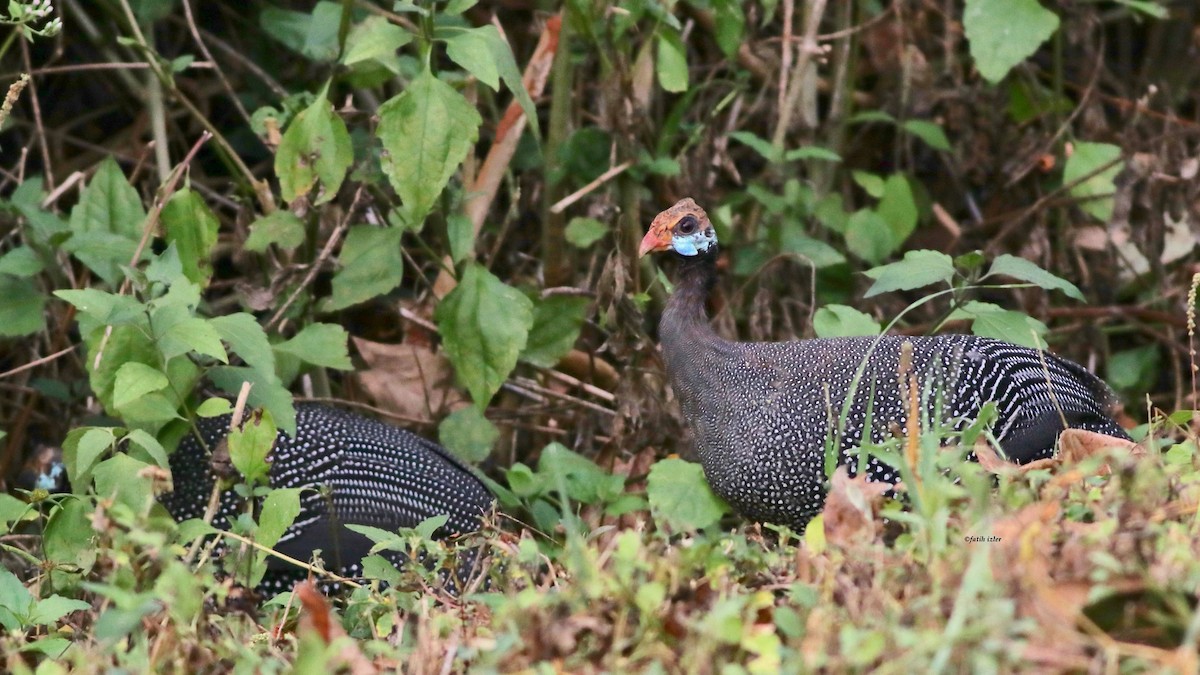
[36,462,64,491]
[671,228,717,256]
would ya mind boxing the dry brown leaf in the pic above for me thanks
[821,466,892,547]
[297,581,377,675]
[352,337,466,422]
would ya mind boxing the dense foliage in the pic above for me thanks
[1,0,1198,671]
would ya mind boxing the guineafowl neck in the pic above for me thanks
[660,253,720,347]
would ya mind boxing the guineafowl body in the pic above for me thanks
[640,198,1130,531]
[160,403,494,593]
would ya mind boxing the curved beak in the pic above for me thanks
[638,227,672,257]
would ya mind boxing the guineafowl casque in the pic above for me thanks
[639,198,1131,531]
[160,403,494,594]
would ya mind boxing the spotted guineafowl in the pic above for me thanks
[160,403,494,594]
[639,198,1130,531]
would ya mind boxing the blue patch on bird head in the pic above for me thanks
[36,463,64,491]
[671,227,717,257]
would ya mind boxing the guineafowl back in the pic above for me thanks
[161,403,494,592]
[663,331,1128,530]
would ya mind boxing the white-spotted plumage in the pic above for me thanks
[160,403,494,593]
[642,199,1131,531]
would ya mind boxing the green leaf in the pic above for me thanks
[0,246,44,277]
[782,146,842,162]
[323,225,405,311]
[30,595,90,627]
[521,295,589,368]
[439,25,537,135]
[729,131,780,163]
[655,29,688,93]
[94,454,155,512]
[66,427,115,485]
[844,209,895,264]
[447,213,475,264]
[112,362,169,412]
[161,189,219,286]
[813,305,881,338]
[537,443,622,504]
[274,323,353,370]
[711,0,745,58]
[0,568,34,631]
[435,264,534,407]
[210,313,276,375]
[963,0,1059,83]
[245,210,307,252]
[377,70,482,224]
[65,157,145,285]
[276,97,353,206]
[984,254,1085,301]
[0,493,31,527]
[43,498,97,587]
[646,458,729,530]
[505,463,542,498]
[877,174,918,245]
[158,316,228,363]
[360,555,403,585]
[1063,142,1123,222]
[438,406,498,463]
[565,217,608,249]
[1108,345,1160,392]
[947,301,1047,349]
[260,2,342,62]
[257,488,301,549]
[196,397,233,418]
[863,250,955,298]
[227,411,277,486]
[900,120,951,151]
[851,171,885,198]
[53,288,142,327]
[124,428,170,470]
[208,366,296,436]
[0,276,45,337]
[341,16,412,73]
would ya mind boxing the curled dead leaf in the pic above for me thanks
[821,466,892,547]
[353,337,466,422]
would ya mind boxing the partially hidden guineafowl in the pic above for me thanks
[639,198,1131,531]
[160,403,495,593]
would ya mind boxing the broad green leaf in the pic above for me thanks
[783,146,842,162]
[537,443,623,504]
[565,217,608,249]
[323,225,404,311]
[43,498,97,588]
[851,171,885,198]
[438,25,537,135]
[112,362,169,411]
[435,264,534,408]
[656,29,688,93]
[438,406,498,463]
[1108,344,1160,392]
[276,97,352,205]
[0,568,34,630]
[0,246,44,277]
[360,555,403,585]
[0,493,31,527]
[227,410,277,486]
[877,174,918,245]
[0,276,45,337]
[124,429,170,470]
[93,454,155,512]
[10,177,68,240]
[208,366,296,436]
[900,120,951,151]
[257,488,301,549]
[161,189,219,286]
[274,323,353,370]
[210,313,275,375]
[447,213,475,263]
[729,131,779,163]
[863,250,955,298]
[158,316,228,363]
[505,463,542,498]
[1063,142,1122,222]
[521,295,589,368]
[844,209,894,264]
[63,427,115,489]
[342,16,412,73]
[948,301,1047,349]
[377,70,482,224]
[779,226,846,268]
[30,595,89,627]
[984,254,1085,301]
[245,210,306,252]
[53,288,142,328]
[813,305,881,338]
[65,157,145,285]
[711,0,745,58]
[259,2,341,62]
[963,0,1059,83]
[646,458,729,530]
[196,397,233,417]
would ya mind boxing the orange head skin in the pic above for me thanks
[639,198,714,258]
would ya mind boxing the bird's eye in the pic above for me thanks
[678,216,698,235]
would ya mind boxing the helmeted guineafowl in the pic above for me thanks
[160,403,494,593]
[639,198,1130,531]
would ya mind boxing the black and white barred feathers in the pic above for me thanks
[159,403,494,594]
[640,199,1131,531]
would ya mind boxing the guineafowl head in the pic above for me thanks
[638,198,717,258]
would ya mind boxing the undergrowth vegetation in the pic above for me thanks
[1,0,1199,671]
